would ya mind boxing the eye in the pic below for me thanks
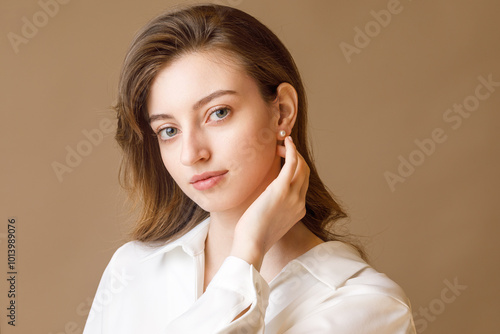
[157,127,178,141]
[208,107,230,121]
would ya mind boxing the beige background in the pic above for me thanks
[1,0,499,333]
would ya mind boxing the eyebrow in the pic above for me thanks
[148,89,237,124]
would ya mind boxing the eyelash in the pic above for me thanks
[155,106,232,142]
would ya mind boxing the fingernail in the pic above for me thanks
[288,136,293,143]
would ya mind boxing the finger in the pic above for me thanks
[290,150,310,195]
[278,136,298,185]
[276,144,286,158]
[298,161,310,200]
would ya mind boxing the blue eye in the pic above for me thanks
[209,107,230,121]
[158,127,178,141]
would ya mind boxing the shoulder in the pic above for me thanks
[281,241,415,332]
[296,241,409,300]
[105,218,210,271]
[298,241,412,316]
[107,240,158,267]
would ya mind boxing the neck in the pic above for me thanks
[204,216,324,287]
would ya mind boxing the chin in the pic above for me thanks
[185,183,254,215]
[191,193,242,214]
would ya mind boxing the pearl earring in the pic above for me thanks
[279,130,286,138]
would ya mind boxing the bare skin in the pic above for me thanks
[204,137,323,291]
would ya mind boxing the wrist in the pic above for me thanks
[230,238,265,271]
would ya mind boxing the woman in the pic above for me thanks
[83,4,416,333]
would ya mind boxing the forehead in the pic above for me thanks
[147,51,257,115]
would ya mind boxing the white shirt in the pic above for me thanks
[83,218,416,333]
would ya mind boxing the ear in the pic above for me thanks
[274,82,298,137]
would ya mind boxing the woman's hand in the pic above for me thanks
[230,136,310,270]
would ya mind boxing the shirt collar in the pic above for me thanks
[140,217,369,289]
[291,241,370,290]
[141,217,210,262]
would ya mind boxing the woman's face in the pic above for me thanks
[148,51,282,215]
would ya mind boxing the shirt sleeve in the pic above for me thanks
[164,256,270,334]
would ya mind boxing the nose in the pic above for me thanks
[180,130,210,166]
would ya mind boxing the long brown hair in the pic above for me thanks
[114,4,365,258]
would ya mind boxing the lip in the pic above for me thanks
[190,170,228,190]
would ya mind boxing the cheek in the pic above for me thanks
[159,147,183,184]
[228,122,278,175]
